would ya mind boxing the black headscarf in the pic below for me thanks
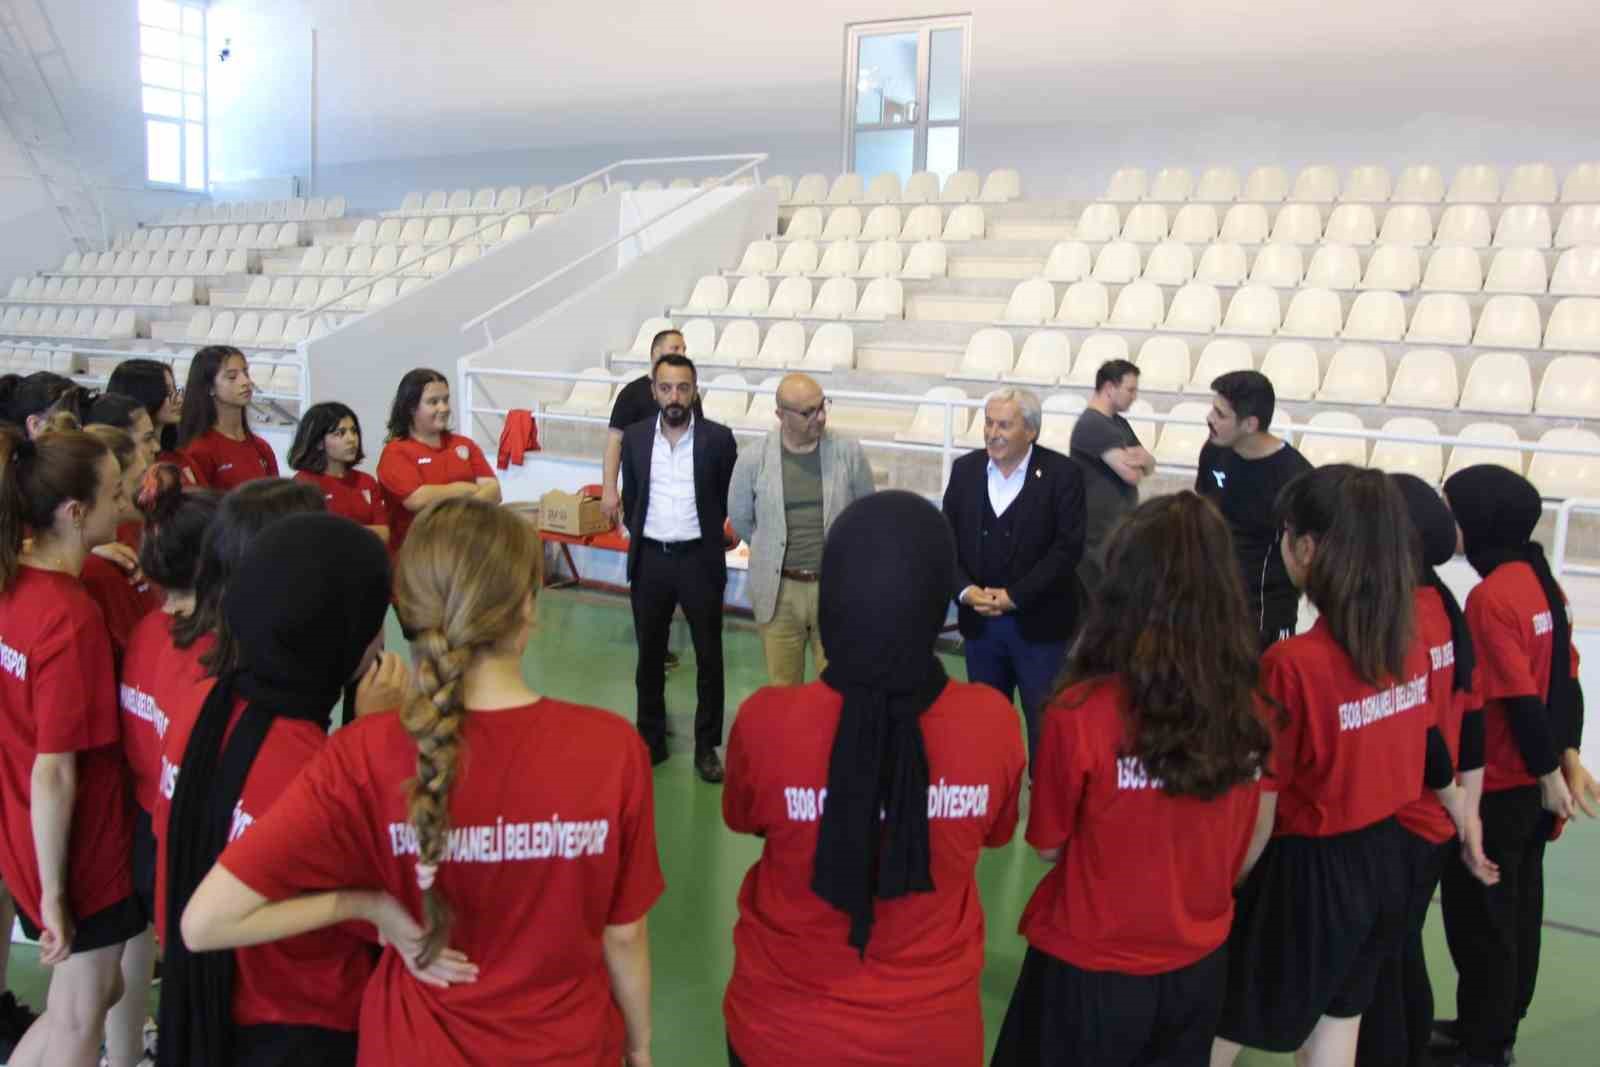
[811,491,952,955]
[1443,465,1572,712]
[160,514,392,1067]
[1393,473,1475,693]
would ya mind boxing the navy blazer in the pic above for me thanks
[619,414,738,581]
[941,443,1087,642]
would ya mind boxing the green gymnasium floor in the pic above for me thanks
[10,588,1597,1064]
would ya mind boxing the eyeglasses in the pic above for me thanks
[778,397,832,421]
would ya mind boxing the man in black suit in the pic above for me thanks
[942,386,1086,764]
[620,353,738,782]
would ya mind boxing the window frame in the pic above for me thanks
[840,14,973,179]
[140,0,208,192]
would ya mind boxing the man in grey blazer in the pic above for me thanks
[728,373,876,685]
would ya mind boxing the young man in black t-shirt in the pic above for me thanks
[1195,370,1312,648]
[1070,358,1154,591]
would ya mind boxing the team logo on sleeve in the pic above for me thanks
[1211,470,1227,488]
[361,489,372,504]
[456,445,470,461]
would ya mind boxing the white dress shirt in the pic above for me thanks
[643,414,702,542]
[986,446,1033,517]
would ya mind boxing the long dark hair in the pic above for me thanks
[108,358,179,453]
[386,368,448,442]
[1276,465,1416,683]
[1056,492,1272,799]
[0,426,113,591]
[135,463,220,591]
[0,371,95,433]
[178,346,250,448]
[288,401,365,473]
[172,478,324,670]
[87,392,148,434]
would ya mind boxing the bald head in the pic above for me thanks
[776,373,822,409]
[775,372,827,449]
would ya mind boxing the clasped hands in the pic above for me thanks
[962,587,1015,617]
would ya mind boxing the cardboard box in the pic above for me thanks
[538,489,610,537]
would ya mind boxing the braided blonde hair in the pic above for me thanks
[393,497,542,965]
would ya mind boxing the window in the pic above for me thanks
[843,15,971,184]
[140,0,206,190]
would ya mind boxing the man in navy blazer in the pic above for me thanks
[620,354,738,782]
[941,386,1086,763]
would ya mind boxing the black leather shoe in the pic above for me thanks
[695,748,724,783]
[1430,1021,1462,1052]
[648,742,669,767]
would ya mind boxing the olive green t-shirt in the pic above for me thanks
[781,443,825,571]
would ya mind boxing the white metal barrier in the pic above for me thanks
[57,342,310,413]
[1551,498,1600,579]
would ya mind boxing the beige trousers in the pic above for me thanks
[758,577,826,686]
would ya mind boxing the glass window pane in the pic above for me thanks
[140,26,180,59]
[854,32,918,127]
[146,120,181,184]
[927,126,961,183]
[183,64,204,92]
[182,6,205,37]
[142,87,183,118]
[183,37,204,66]
[185,94,204,121]
[140,56,181,90]
[139,0,180,31]
[853,129,915,187]
[928,29,963,122]
[185,123,205,191]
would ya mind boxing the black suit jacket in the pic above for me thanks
[942,444,1087,641]
[620,414,738,581]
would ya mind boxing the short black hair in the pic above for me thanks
[1094,359,1140,393]
[289,401,365,472]
[1211,370,1276,432]
[650,328,684,355]
[651,353,697,383]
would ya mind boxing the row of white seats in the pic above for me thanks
[1075,201,1597,249]
[389,177,759,219]
[951,329,1599,416]
[783,204,987,242]
[56,249,250,277]
[675,275,903,321]
[553,370,794,431]
[0,346,73,372]
[227,274,431,312]
[157,196,347,227]
[734,239,948,279]
[772,169,1020,207]
[1104,163,1600,205]
[618,317,855,372]
[0,307,141,341]
[117,223,303,254]
[1042,239,1600,296]
[184,309,343,349]
[334,212,542,251]
[6,276,196,306]
[998,280,1600,351]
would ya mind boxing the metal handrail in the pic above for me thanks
[1551,498,1600,579]
[304,153,766,322]
[457,153,768,342]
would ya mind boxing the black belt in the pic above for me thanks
[781,568,820,582]
[641,536,703,554]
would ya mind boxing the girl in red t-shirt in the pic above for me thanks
[992,491,1271,1067]
[79,425,161,663]
[289,401,389,545]
[1214,466,1474,1067]
[181,499,662,1067]
[0,426,142,1066]
[176,346,279,491]
[376,368,499,551]
[0,371,92,439]
[723,491,1026,1067]
[107,357,183,465]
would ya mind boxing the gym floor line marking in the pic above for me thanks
[1543,919,1600,940]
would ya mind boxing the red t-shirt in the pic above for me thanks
[1396,588,1482,844]
[1466,561,1581,793]
[1260,618,1433,838]
[0,567,133,926]
[119,613,211,817]
[219,700,664,1067]
[376,433,494,550]
[116,520,144,551]
[721,680,1026,1067]
[181,428,279,491]
[80,554,163,665]
[293,470,387,533]
[1019,676,1263,975]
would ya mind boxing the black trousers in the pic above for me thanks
[631,539,726,754]
[1439,786,1551,1062]
[1356,833,1449,1067]
[234,1023,357,1067]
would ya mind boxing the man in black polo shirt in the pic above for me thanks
[1195,370,1312,649]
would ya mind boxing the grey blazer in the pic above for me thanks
[727,429,875,624]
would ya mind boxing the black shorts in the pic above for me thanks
[131,807,158,928]
[990,944,1228,1067]
[1217,817,1408,1052]
[233,1024,357,1067]
[17,894,146,954]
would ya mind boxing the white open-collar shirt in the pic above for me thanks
[643,414,701,542]
[986,445,1033,517]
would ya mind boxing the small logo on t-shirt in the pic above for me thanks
[455,445,469,461]
[1338,673,1428,732]
[361,489,372,504]
[418,457,433,466]
[229,801,255,843]
[1116,756,1166,791]
[1429,641,1455,670]
[1211,469,1227,489]
[119,683,169,738]
[387,816,611,863]
[0,638,27,681]
[218,463,234,472]
[1533,611,1553,636]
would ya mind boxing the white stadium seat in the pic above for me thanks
[1186,339,1254,392]
[1243,166,1290,203]
[1545,297,1600,352]
[785,207,823,239]
[1003,279,1057,325]
[737,241,778,274]
[1065,334,1131,386]
[903,172,940,204]
[822,207,863,241]
[769,276,814,318]
[1529,428,1600,498]
[1448,165,1500,204]
[1292,165,1340,204]
[860,240,903,278]
[1135,336,1190,391]
[1379,205,1435,247]
[1484,248,1549,295]
[1170,204,1220,243]
[1536,355,1600,417]
[1299,411,1368,466]
[1342,166,1392,204]
[942,171,981,202]
[1260,342,1321,400]
[1109,281,1165,329]
[712,321,761,366]
[1395,165,1446,204]
[866,173,901,204]
[1194,167,1241,202]
[1551,247,1600,296]
[1282,287,1345,339]
[1340,290,1405,342]
[1164,283,1223,333]
[1195,243,1249,286]
[702,374,751,423]
[1370,417,1444,483]
[1221,285,1281,336]
[1012,332,1072,384]
[861,206,902,242]
[680,318,717,356]
[1494,205,1553,249]
[901,206,943,242]
[1438,205,1493,248]
[1325,204,1377,246]
[1446,422,1524,478]
[792,174,829,205]
[1361,245,1421,291]
[1122,204,1169,243]
[817,240,861,277]
[728,276,771,315]
[1421,246,1484,292]
[1474,294,1543,348]
[1044,242,1093,283]
[1556,205,1600,248]
[813,277,858,319]
[980,169,1022,203]
[1092,241,1143,284]
[764,176,794,202]
[903,240,948,277]
[1249,243,1305,288]
[1105,167,1147,202]
[1142,241,1195,285]
[1504,163,1558,204]
[801,323,855,370]
[550,369,616,415]
[751,321,804,367]
[684,276,730,314]
[1460,351,1534,413]
[1147,168,1193,202]
[777,241,820,276]
[1154,401,1213,466]
[1387,349,1459,409]
[627,317,675,356]
[1056,281,1110,327]
[1561,163,1600,204]
[1075,204,1121,244]
[1038,394,1088,452]
[1317,344,1388,403]
[955,329,1016,379]
[1220,204,1270,244]
[1407,293,1473,344]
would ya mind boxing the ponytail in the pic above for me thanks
[136,464,220,592]
[0,426,113,590]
